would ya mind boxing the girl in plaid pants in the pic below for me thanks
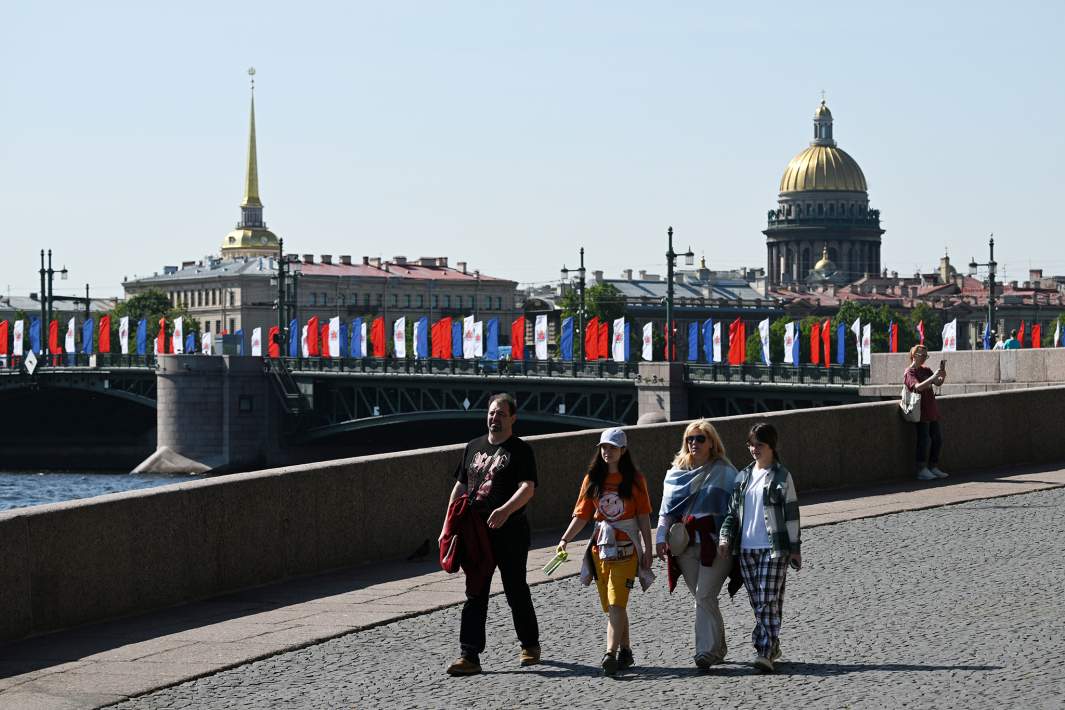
[718,423,802,673]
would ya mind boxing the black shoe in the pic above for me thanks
[617,647,635,670]
[601,652,618,677]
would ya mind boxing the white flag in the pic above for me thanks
[851,318,862,367]
[941,319,957,352]
[201,332,213,355]
[328,317,341,358]
[474,321,484,357]
[611,317,626,362]
[301,325,309,357]
[712,322,722,363]
[251,327,262,356]
[759,318,771,365]
[1055,320,1061,348]
[862,323,872,363]
[65,317,76,353]
[463,315,475,359]
[13,320,23,355]
[360,321,368,357]
[414,318,425,359]
[534,314,548,360]
[119,316,129,354]
[172,317,184,354]
[641,322,653,361]
[783,321,795,365]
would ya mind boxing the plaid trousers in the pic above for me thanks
[739,549,788,658]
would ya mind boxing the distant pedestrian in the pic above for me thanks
[1003,330,1021,349]
[992,334,1006,350]
[655,419,740,670]
[439,393,540,676]
[557,427,653,676]
[718,422,801,674]
[904,344,948,481]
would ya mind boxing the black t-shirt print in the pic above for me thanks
[454,434,538,516]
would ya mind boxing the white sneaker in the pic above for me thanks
[916,467,937,481]
[930,467,948,479]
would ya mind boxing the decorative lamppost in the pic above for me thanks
[38,249,68,353]
[665,226,694,362]
[561,247,586,365]
[968,234,998,342]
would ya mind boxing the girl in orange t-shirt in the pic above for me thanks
[558,427,653,676]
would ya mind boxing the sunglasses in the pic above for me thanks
[685,435,708,444]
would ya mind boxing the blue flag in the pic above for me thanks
[836,324,845,364]
[687,322,698,362]
[136,319,147,355]
[29,318,41,354]
[351,317,362,357]
[560,317,573,361]
[791,322,801,366]
[289,318,299,357]
[234,329,244,356]
[452,320,462,357]
[702,319,714,363]
[982,321,991,350]
[624,322,631,360]
[185,332,196,353]
[81,318,94,354]
[484,319,498,360]
[416,317,429,359]
[339,322,348,357]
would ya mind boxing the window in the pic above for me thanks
[229,291,235,307]
[376,293,383,305]
[818,203,824,216]
[205,321,211,333]
[417,295,423,307]
[496,297,502,310]
[444,295,451,308]
[364,293,371,306]
[484,295,491,309]
[391,294,398,307]
[216,320,222,332]
[229,318,235,333]
[468,296,474,309]
[433,295,439,307]
[338,295,345,306]
[321,292,328,305]
[405,294,411,308]
[828,203,835,216]
[310,293,317,306]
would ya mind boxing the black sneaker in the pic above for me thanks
[617,647,635,670]
[601,652,618,677]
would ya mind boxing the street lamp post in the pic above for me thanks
[38,249,67,354]
[561,247,587,366]
[664,226,694,362]
[969,234,998,344]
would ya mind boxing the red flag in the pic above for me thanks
[156,318,167,354]
[728,318,746,365]
[0,321,8,356]
[268,326,281,358]
[98,315,111,353]
[511,316,525,360]
[48,319,60,355]
[371,317,385,357]
[306,316,320,356]
[810,322,821,365]
[430,320,439,358]
[1032,323,1041,349]
[890,323,898,353]
[585,317,600,360]
[662,321,677,360]
[821,319,831,367]
[320,323,330,358]
[598,319,609,360]
[916,320,925,344]
[1017,321,1026,349]
[439,317,452,359]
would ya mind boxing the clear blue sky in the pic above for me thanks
[2,1,1063,299]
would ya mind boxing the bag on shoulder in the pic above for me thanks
[666,466,712,555]
[899,385,922,423]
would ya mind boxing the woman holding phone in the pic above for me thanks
[903,344,947,480]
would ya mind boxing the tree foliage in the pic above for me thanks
[111,289,199,338]
[558,283,626,323]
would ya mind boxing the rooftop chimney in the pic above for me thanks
[457,261,468,274]
[1030,268,1043,281]
[638,270,648,280]
[369,257,381,268]
[393,256,407,265]
[339,255,352,265]
[320,254,332,265]
[622,269,633,280]
[303,254,314,264]
[437,257,448,267]
[593,270,604,284]
[362,256,370,265]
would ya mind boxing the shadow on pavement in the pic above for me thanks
[777,662,1002,676]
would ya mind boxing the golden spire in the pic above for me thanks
[241,67,262,208]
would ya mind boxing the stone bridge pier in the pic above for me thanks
[135,355,282,474]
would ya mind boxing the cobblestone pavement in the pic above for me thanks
[111,488,1065,710]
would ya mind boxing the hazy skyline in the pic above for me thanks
[2,1,1063,300]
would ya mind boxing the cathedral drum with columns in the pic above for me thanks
[764,99,883,287]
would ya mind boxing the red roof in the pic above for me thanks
[297,262,512,283]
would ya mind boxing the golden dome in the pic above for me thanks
[813,247,836,272]
[779,144,867,193]
[814,99,832,120]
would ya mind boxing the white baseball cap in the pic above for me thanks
[597,427,627,448]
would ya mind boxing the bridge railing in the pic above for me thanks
[0,353,158,371]
[685,362,866,386]
[280,356,640,379]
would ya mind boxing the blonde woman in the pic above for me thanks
[656,419,740,669]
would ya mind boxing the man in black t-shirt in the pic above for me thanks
[440,393,540,676]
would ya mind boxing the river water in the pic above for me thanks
[0,471,187,513]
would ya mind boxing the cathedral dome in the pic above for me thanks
[779,145,868,193]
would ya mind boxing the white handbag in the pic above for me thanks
[899,385,922,422]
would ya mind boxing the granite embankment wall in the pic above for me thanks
[3,386,1064,643]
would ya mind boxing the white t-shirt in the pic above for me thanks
[741,466,772,550]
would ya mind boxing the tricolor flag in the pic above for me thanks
[301,324,310,357]
[65,317,76,354]
[712,322,722,363]
[1055,320,1061,348]
[393,317,406,359]
[328,317,341,358]
[702,319,714,364]
[534,314,548,360]
[641,322,653,361]
[821,319,831,367]
[758,318,771,365]
[612,317,626,363]
[463,315,476,359]
[784,321,797,366]
[172,317,184,354]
